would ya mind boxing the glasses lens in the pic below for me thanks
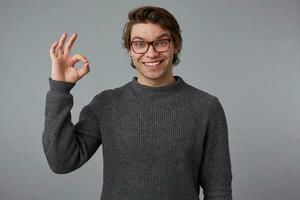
[132,41,147,53]
[154,39,170,52]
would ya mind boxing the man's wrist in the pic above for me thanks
[48,78,76,93]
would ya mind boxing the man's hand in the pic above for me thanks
[49,32,90,83]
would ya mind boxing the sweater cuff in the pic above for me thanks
[48,78,76,93]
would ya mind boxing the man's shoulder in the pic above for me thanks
[90,81,133,104]
[182,82,224,115]
[183,81,218,102]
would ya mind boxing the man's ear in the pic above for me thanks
[173,47,179,54]
[128,49,133,57]
[174,48,179,54]
[173,44,180,54]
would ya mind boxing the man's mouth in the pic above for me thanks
[142,60,163,67]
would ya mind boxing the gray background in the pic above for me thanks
[0,0,299,199]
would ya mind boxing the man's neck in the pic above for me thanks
[136,74,177,88]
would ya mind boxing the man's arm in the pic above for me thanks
[199,97,233,200]
[42,78,101,174]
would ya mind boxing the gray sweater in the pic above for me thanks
[42,75,232,200]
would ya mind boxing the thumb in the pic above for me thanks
[77,62,90,78]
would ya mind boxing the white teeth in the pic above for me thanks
[144,61,160,66]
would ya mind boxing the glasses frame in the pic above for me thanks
[130,39,172,54]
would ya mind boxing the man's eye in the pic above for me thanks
[156,39,169,46]
[134,41,146,48]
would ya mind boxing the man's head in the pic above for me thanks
[122,6,182,84]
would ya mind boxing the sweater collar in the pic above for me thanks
[130,75,186,97]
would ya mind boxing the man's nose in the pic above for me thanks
[145,44,159,58]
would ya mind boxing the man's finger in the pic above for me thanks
[49,41,58,59]
[77,62,90,78]
[56,33,67,56]
[64,32,77,56]
[69,54,88,66]
[72,54,88,62]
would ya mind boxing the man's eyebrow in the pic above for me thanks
[131,36,144,41]
[131,33,171,41]
[156,33,171,39]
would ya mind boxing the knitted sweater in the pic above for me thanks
[42,75,232,200]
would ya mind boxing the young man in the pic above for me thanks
[43,6,232,200]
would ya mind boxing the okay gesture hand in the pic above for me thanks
[49,32,90,83]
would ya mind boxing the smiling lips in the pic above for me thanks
[143,60,163,67]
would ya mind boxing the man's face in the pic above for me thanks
[128,22,178,84]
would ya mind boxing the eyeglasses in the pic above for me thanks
[130,39,172,54]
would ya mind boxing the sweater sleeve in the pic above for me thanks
[199,97,233,200]
[42,78,102,174]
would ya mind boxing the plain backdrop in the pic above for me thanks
[0,0,299,200]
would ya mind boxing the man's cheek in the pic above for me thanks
[136,55,144,63]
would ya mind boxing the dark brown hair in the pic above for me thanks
[122,6,183,68]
